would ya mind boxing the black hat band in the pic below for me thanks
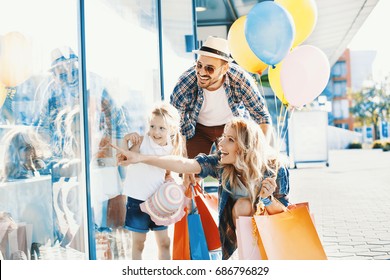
[199,46,230,60]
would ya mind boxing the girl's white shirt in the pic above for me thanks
[122,134,173,201]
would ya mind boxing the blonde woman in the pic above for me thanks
[1,127,49,181]
[112,117,290,260]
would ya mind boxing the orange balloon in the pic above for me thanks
[0,31,33,87]
[268,63,289,105]
[228,16,268,75]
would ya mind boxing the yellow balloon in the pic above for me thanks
[0,31,33,87]
[0,82,7,109]
[276,0,318,48]
[268,63,288,105]
[228,16,268,75]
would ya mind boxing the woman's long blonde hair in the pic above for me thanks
[1,127,50,181]
[220,118,278,205]
[149,102,186,156]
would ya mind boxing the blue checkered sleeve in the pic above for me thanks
[170,67,199,139]
[227,64,271,125]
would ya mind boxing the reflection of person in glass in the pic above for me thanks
[36,46,80,162]
[36,46,129,178]
[35,46,129,250]
[0,127,49,182]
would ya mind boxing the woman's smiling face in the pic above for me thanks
[218,125,239,164]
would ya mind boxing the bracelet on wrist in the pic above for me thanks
[260,196,273,206]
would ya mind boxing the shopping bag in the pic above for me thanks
[193,184,221,250]
[253,206,327,260]
[236,216,264,260]
[187,210,210,260]
[106,195,127,229]
[194,184,218,213]
[287,202,315,224]
[172,211,190,260]
[172,186,192,260]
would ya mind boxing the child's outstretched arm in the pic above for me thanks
[110,143,201,175]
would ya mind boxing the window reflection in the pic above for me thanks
[84,0,160,260]
[0,0,195,260]
[0,0,86,260]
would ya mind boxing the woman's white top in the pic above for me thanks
[122,134,173,201]
[232,178,250,201]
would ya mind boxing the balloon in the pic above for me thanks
[228,16,268,75]
[0,31,33,87]
[280,45,330,107]
[268,63,288,105]
[0,82,7,109]
[245,1,295,66]
[276,0,318,48]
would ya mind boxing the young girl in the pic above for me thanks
[121,102,185,260]
[113,117,290,260]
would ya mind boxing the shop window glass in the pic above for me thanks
[0,0,87,260]
[161,0,195,96]
[84,0,160,260]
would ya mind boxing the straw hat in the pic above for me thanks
[50,46,78,69]
[140,181,189,226]
[193,36,232,62]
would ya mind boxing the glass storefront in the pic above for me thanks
[0,0,194,260]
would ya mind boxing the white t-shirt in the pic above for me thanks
[197,87,234,126]
[122,134,173,201]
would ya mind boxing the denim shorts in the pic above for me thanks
[124,196,168,233]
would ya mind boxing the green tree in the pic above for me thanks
[350,81,390,140]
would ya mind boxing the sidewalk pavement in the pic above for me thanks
[289,149,390,260]
[142,149,390,260]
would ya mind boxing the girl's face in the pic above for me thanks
[218,125,239,164]
[148,115,169,146]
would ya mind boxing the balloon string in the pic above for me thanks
[278,107,295,154]
[271,81,280,145]
[257,74,265,99]
[258,75,277,145]
[276,105,286,154]
[277,101,284,144]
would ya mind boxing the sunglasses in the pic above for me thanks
[195,61,224,75]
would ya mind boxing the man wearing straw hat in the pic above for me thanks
[170,36,272,180]
[36,46,129,162]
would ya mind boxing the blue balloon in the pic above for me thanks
[245,1,295,66]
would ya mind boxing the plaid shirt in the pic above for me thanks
[170,63,271,140]
[37,76,129,158]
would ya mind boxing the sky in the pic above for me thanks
[347,0,390,82]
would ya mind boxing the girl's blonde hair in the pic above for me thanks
[53,105,81,159]
[149,102,186,156]
[220,117,278,206]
